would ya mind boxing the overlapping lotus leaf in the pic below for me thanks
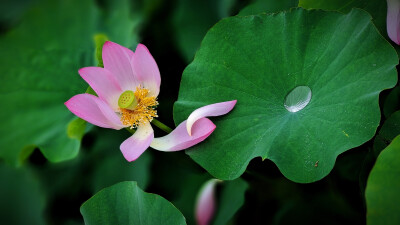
[366,135,400,225]
[81,181,187,225]
[0,0,138,164]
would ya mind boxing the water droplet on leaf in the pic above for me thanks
[284,86,312,112]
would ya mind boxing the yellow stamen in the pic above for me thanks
[119,86,158,128]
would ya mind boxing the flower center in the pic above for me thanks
[118,90,138,110]
[118,86,158,129]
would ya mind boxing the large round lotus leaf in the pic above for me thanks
[80,181,187,225]
[366,135,400,225]
[173,8,398,183]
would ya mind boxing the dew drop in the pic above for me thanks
[284,86,312,113]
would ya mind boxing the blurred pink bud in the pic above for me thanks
[387,0,400,45]
[195,179,220,225]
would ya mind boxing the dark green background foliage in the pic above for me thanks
[0,0,399,224]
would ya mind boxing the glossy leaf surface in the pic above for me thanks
[81,181,187,225]
[174,8,398,182]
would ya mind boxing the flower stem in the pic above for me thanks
[125,127,136,134]
[151,118,173,133]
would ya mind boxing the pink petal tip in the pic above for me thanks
[131,43,161,97]
[120,123,154,162]
[150,118,216,152]
[65,94,124,130]
[387,0,400,45]
[186,100,237,136]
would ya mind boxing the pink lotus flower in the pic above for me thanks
[65,41,236,161]
[387,0,400,45]
[195,179,219,225]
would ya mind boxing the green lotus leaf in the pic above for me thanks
[174,8,398,183]
[0,0,96,165]
[80,181,187,225]
[238,0,298,16]
[0,0,138,165]
[366,135,400,225]
[299,0,370,13]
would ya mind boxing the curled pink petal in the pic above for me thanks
[120,122,154,161]
[195,179,219,225]
[65,94,124,130]
[187,100,237,136]
[79,67,122,110]
[387,0,400,45]
[132,44,161,97]
[150,118,216,152]
[102,41,140,91]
